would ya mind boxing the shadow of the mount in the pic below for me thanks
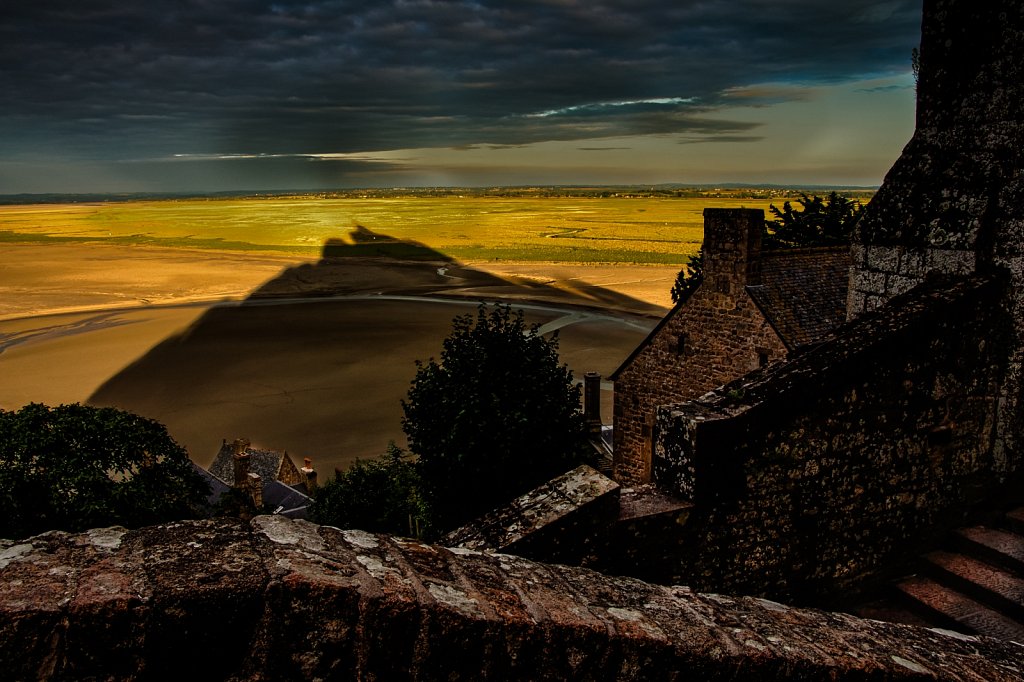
[87,225,662,474]
[322,224,454,261]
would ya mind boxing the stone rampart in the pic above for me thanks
[3,516,1024,680]
[635,276,1013,600]
[849,0,1024,471]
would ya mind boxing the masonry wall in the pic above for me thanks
[4,515,1024,680]
[848,0,1024,471]
[613,209,787,485]
[620,277,1011,602]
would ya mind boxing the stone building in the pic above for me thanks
[208,438,306,492]
[7,1,1024,676]
[205,438,317,517]
[614,0,1024,607]
[611,209,849,484]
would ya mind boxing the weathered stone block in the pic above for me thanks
[865,245,900,273]
[444,465,620,565]
[4,517,1024,680]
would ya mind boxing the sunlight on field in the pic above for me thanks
[0,195,863,265]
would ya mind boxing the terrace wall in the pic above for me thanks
[3,515,1024,680]
[616,276,1012,602]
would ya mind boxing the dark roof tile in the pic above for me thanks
[746,246,850,349]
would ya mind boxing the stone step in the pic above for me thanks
[950,526,1024,575]
[850,598,937,630]
[896,575,1024,642]
[1004,507,1024,536]
[923,550,1024,622]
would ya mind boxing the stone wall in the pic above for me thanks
[629,276,1011,601]
[612,209,787,485]
[848,0,1024,470]
[444,465,620,565]
[4,516,1024,680]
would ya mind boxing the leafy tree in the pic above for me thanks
[0,403,209,539]
[670,247,704,305]
[309,442,424,537]
[764,192,864,249]
[402,303,592,533]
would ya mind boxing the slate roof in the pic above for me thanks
[193,460,311,519]
[192,462,232,510]
[208,441,292,492]
[264,481,312,520]
[746,246,850,350]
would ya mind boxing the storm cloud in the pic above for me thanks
[3,1,921,157]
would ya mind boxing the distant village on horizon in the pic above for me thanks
[0,183,878,206]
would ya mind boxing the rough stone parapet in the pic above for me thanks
[444,465,619,564]
[3,516,1024,680]
[636,275,1011,599]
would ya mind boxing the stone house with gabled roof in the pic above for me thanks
[611,209,850,484]
[205,438,317,518]
[208,438,306,492]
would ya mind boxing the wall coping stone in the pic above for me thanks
[3,516,1024,680]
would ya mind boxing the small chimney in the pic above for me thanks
[701,208,764,295]
[301,457,318,492]
[232,438,252,488]
[584,372,603,434]
[247,472,263,509]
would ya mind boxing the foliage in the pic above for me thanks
[402,303,592,533]
[764,192,864,249]
[670,247,704,305]
[0,403,209,539]
[309,442,424,537]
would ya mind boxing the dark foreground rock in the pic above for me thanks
[2,517,1023,680]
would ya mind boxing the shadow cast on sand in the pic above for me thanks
[88,225,662,472]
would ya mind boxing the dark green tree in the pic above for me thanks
[309,442,424,537]
[0,403,209,539]
[670,247,704,305]
[402,303,592,533]
[764,192,864,249]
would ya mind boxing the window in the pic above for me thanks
[758,351,770,368]
[676,333,688,357]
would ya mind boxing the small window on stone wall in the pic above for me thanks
[676,333,688,357]
[758,351,770,368]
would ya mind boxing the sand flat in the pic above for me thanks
[1,242,665,472]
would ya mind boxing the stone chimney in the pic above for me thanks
[232,438,252,488]
[700,208,764,297]
[301,457,318,492]
[247,472,263,509]
[584,372,603,435]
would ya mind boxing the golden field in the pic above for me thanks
[0,190,870,471]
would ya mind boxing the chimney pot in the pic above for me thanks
[701,208,764,290]
[247,472,262,509]
[233,445,252,488]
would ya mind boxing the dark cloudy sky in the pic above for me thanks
[2,0,922,193]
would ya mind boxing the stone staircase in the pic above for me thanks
[857,508,1024,642]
